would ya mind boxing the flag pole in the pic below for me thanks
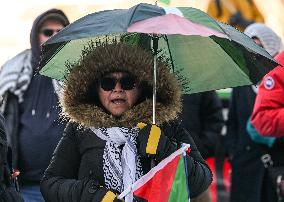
[151,36,159,170]
[117,185,132,200]
[152,36,158,125]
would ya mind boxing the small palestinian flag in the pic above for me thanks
[120,144,191,202]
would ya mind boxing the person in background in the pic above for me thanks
[181,92,224,202]
[251,51,284,137]
[207,0,264,31]
[0,112,24,202]
[225,23,282,202]
[250,50,284,202]
[0,9,69,201]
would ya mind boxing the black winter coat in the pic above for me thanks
[226,87,264,202]
[226,86,284,202]
[1,93,20,169]
[181,92,224,159]
[41,122,212,202]
[0,113,24,202]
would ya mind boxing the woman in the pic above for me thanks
[40,41,212,201]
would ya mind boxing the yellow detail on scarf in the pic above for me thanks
[146,125,161,155]
[137,122,147,129]
[101,191,116,202]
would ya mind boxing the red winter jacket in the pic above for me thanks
[251,51,284,137]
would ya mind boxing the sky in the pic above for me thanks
[0,0,283,66]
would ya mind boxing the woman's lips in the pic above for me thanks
[111,98,126,105]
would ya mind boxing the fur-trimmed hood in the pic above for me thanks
[61,42,182,128]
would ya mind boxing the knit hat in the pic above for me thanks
[37,12,69,29]
[244,23,283,57]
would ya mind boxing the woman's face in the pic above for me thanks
[98,72,141,117]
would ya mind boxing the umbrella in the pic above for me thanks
[38,3,278,122]
[39,3,277,86]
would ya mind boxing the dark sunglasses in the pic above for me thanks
[40,28,61,37]
[100,76,137,91]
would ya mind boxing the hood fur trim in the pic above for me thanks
[62,42,181,128]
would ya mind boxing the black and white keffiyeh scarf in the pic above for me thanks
[0,49,63,104]
[90,127,144,202]
[0,49,32,102]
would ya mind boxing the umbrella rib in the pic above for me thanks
[214,21,230,38]
[164,36,175,73]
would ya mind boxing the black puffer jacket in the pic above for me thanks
[41,121,212,201]
[181,92,224,159]
[0,113,24,202]
[40,42,212,201]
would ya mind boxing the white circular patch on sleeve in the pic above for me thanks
[264,76,275,90]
